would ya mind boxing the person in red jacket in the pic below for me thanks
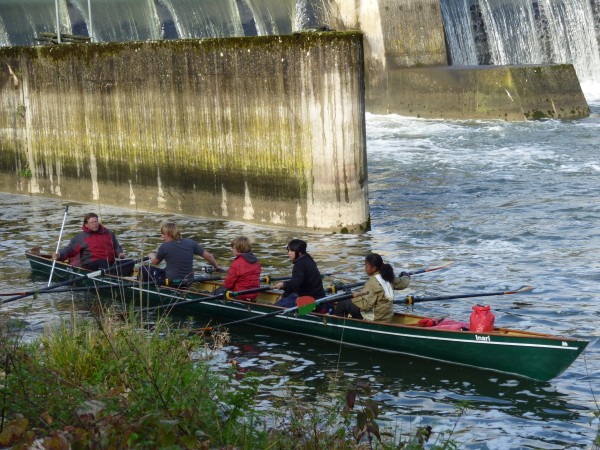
[220,236,262,301]
[52,212,126,270]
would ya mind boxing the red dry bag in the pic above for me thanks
[469,304,495,332]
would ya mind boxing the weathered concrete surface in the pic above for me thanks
[330,0,590,120]
[331,0,447,71]
[0,33,370,233]
[366,64,590,120]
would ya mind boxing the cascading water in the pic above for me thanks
[479,0,545,64]
[537,0,600,84]
[161,0,244,39]
[294,0,331,31]
[440,0,600,88]
[69,0,162,42]
[0,0,312,45]
[1,0,71,46]
[440,0,479,65]
[0,20,9,47]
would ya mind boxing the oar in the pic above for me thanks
[41,275,224,296]
[260,272,334,284]
[144,286,273,313]
[48,205,69,286]
[2,269,107,305]
[1,258,142,306]
[162,275,222,287]
[0,283,140,296]
[396,285,534,305]
[407,260,453,276]
[198,290,364,333]
[326,261,454,293]
[152,274,345,312]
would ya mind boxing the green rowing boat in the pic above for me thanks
[23,250,589,381]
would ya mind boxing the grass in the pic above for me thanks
[0,306,467,449]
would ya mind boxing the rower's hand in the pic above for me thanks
[52,252,60,261]
[216,266,227,273]
[274,282,284,290]
[118,252,126,259]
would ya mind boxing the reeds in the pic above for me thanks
[0,306,465,449]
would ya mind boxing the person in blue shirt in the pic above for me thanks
[146,222,223,285]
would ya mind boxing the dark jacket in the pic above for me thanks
[223,252,262,300]
[58,224,123,268]
[282,254,325,299]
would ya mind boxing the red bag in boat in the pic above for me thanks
[469,305,495,332]
[431,318,469,330]
[417,318,439,327]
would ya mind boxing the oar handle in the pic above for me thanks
[327,281,365,293]
[261,272,333,284]
[162,275,221,286]
[198,265,228,274]
[260,275,290,283]
[225,286,271,300]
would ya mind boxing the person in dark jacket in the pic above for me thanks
[52,212,125,270]
[274,239,326,309]
[214,236,262,301]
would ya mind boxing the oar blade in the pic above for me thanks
[508,285,534,294]
[297,296,316,315]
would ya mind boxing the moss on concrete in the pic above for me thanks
[0,33,370,233]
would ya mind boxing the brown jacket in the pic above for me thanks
[352,274,410,322]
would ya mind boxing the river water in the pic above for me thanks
[2,93,600,448]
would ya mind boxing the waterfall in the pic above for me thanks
[439,0,478,65]
[0,18,9,47]
[441,0,600,87]
[538,0,600,84]
[1,0,71,46]
[0,0,304,46]
[478,0,545,65]
[69,0,161,42]
[165,0,243,39]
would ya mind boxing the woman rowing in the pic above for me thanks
[212,236,262,301]
[335,253,410,322]
[273,239,327,311]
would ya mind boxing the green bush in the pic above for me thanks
[0,309,464,449]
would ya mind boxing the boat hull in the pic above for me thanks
[25,251,588,381]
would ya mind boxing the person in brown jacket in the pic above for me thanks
[335,253,410,322]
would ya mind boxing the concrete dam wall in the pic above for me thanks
[0,0,594,121]
[0,33,370,233]
[331,0,590,120]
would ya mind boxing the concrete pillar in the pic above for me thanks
[0,33,370,233]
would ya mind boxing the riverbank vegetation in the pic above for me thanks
[1,307,463,448]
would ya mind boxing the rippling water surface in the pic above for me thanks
[2,97,600,448]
